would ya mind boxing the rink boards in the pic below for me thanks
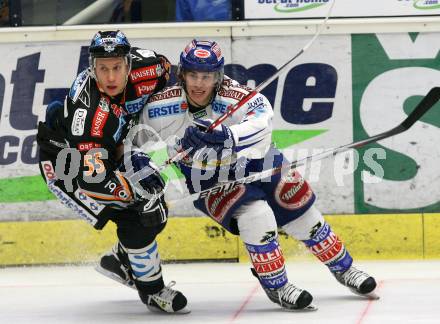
[0,213,439,266]
[0,20,440,265]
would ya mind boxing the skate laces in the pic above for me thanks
[155,281,178,301]
[341,266,369,288]
[279,283,303,305]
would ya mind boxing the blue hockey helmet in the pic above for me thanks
[89,30,132,76]
[178,39,224,82]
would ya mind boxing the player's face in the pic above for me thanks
[95,57,128,97]
[183,71,217,106]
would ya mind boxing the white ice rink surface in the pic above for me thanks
[1,260,439,324]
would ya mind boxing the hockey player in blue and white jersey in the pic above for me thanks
[129,39,378,311]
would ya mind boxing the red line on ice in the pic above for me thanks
[355,280,384,324]
[229,283,260,323]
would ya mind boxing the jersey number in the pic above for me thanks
[84,152,105,176]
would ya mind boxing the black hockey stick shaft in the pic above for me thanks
[168,86,440,205]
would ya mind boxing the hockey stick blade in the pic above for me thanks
[168,86,440,206]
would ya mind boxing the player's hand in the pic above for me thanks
[131,194,168,227]
[181,118,235,154]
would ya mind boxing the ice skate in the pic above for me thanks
[334,265,379,299]
[251,268,317,311]
[141,281,190,314]
[95,247,135,289]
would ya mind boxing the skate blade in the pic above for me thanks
[284,303,318,312]
[364,292,380,300]
[95,265,136,290]
[146,304,191,315]
[350,288,380,300]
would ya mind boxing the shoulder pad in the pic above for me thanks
[217,79,249,102]
[130,47,158,65]
[69,69,91,107]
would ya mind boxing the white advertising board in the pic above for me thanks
[244,0,440,19]
[1,30,439,219]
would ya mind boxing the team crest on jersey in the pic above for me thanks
[98,96,110,112]
[274,169,313,210]
[205,185,246,222]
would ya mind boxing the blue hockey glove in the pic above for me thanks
[123,150,168,227]
[181,119,236,154]
[125,150,165,195]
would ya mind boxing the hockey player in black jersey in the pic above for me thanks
[36,30,189,314]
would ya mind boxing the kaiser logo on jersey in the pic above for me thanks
[130,65,159,83]
[91,106,109,138]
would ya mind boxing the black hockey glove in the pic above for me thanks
[132,194,168,227]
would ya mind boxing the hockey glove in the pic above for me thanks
[181,119,235,157]
[131,194,168,227]
[123,150,168,227]
[124,149,166,199]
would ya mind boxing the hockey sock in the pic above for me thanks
[123,240,164,295]
[302,222,353,273]
[245,238,288,289]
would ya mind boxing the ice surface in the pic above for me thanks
[0,260,439,323]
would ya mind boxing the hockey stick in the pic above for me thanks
[167,86,440,205]
[161,0,336,167]
[207,0,336,131]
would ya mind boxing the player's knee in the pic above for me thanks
[235,200,277,245]
[116,218,166,249]
[281,205,325,240]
